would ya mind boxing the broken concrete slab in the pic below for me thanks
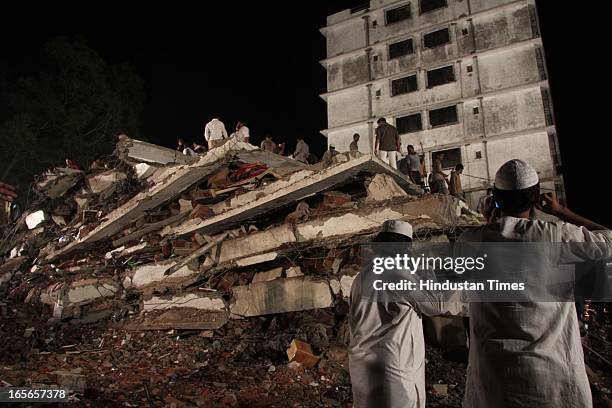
[230,277,334,318]
[339,275,355,298]
[235,252,279,267]
[134,162,159,179]
[45,139,261,262]
[143,292,226,312]
[111,212,188,248]
[169,154,421,238]
[115,135,194,165]
[286,266,304,278]
[201,195,463,272]
[66,279,121,304]
[35,168,84,199]
[124,260,200,291]
[366,173,408,202]
[218,224,296,264]
[85,170,127,194]
[252,267,283,283]
[329,279,341,295]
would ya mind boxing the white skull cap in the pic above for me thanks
[382,220,413,239]
[494,159,539,190]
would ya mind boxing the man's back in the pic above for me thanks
[205,119,227,140]
[376,123,398,152]
[460,217,612,408]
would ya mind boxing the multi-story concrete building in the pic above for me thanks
[320,0,563,206]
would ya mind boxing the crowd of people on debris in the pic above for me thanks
[176,115,468,201]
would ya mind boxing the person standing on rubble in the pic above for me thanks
[374,118,400,170]
[204,115,228,149]
[350,133,360,157]
[431,152,449,194]
[321,145,338,168]
[192,141,207,154]
[459,159,612,408]
[406,145,423,187]
[231,120,250,144]
[449,163,465,200]
[177,138,197,156]
[293,136,310,163]
[260,134,277,152]
[349,220,447,408]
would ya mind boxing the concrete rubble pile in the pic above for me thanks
[0,136,483,405]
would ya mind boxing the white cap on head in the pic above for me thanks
[382,220,413,239]
[494,159,539,191]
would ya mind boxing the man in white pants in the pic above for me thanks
[374,117,400,170]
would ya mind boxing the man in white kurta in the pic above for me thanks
[459,159,612,408]
[349,220,448,408]
[293,136,309,163]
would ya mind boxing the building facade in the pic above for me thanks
[320,0,563,206]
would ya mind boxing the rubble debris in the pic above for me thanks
[52,368,87,394]
[34,167,84,199]
[25,210,47,229]
[287,339,320,368]
[85,170,127,194]
[0,135,491,406]
[432,383,449,397]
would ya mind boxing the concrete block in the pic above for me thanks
[26,210,47,229]
[366,173,408,202]
[85,170,127,194]
[340,275,356,298]
[287,339,319,368]
[143,292,226,312]
[252,267,283,283]
[230,277,333,317]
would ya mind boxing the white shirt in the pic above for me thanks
[459,217,612,408]
[204,119,228,141]
[231,126,250,143]
[293,140,309,163]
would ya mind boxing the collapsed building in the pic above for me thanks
[0,136,486,404]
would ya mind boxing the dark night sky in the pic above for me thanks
[1,2,609,226]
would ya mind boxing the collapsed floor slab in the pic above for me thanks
[44,140,258,262]
[167,154,421,238]
[115,135,194,165]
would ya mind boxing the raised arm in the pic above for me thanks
[537,192,607,231]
